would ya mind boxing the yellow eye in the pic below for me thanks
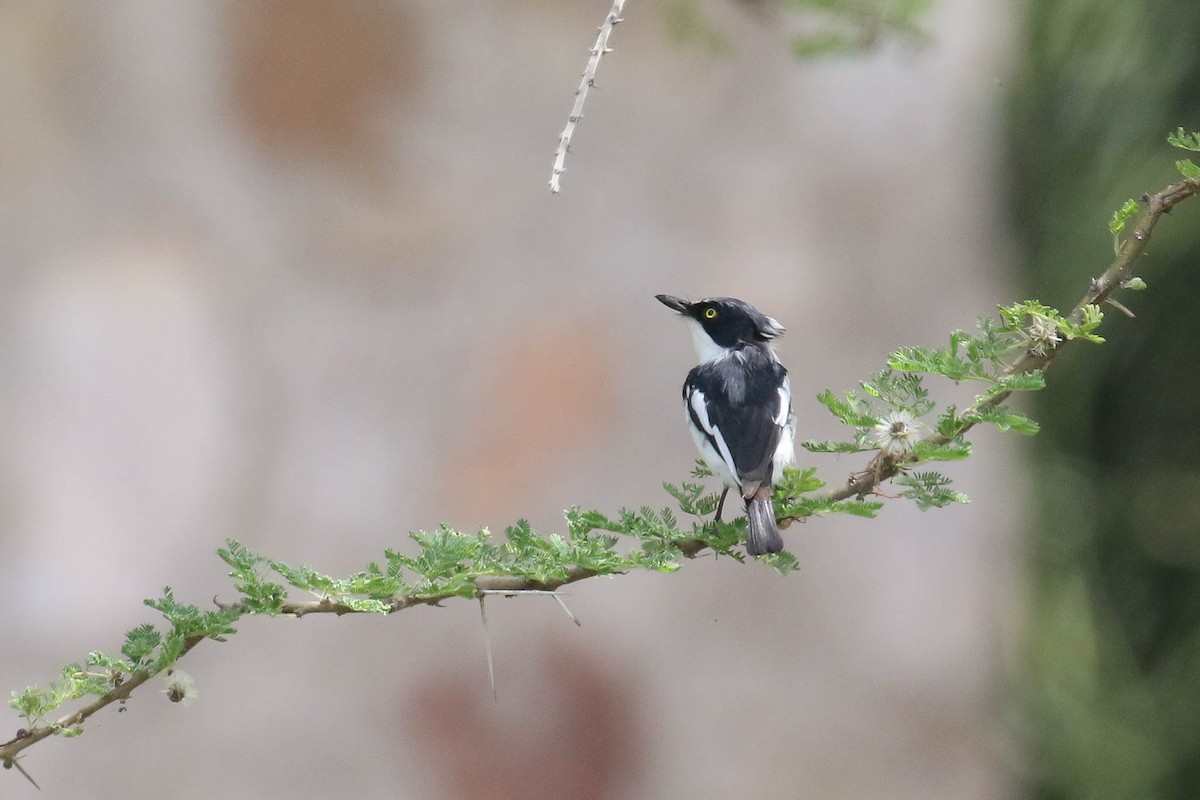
[704,307,717,319]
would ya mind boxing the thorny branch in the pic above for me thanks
[799,174,1200,511]
[549,1,627,193]
[0,538,708,773]
[1,636,204,782]
[4,177,1198,776]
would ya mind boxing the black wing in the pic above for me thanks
[685,349,789,497]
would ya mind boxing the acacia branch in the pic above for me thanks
[814,175,1200,505]
[1,538,714,771]
[549,1,627,193]
[269,567,602,617]
[1,636,204,775]
[234,538,708,618]
[5,174,1196,779]
[0,531,710,773]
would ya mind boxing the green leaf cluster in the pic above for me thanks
[1110,129,1200,251]
[9,665,105,734]
[895,471,970,511]
[1110,198,1140,243]
[9,588,240,729]
[800,298,1101,512]
[1169,127,1200,180]
[664,468,801,569]
[220,512,688,614]
[807,303,1054,449]
[771,465,882,521]
[997,300,1104,346]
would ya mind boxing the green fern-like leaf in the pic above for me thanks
[912,439,972,462]
[1168,127,1200,151]
[759,549,801,576]
[802,439,867,454]
[816,389,878,427]
[1109,198,1140,237]
[895,471,970,510]
[962,406,1040,435]
[120,624,162,666]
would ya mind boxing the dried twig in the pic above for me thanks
[549,1,627,193]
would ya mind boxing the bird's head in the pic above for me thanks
[655,294,785,362]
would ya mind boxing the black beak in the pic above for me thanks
[655,294,689,314]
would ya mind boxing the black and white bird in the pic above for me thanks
[656,294,795,555]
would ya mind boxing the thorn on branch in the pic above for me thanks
[1105,297,1136,318]
[5,756,41,790]
[478,597,498,702]
[554,594,582,627]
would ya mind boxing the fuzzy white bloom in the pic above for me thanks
[870,410,923,457]
[162,669,199,708]
[1027,316,1062,357]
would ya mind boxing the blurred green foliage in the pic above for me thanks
[667,0,930,56]
[1009,1,1200,797]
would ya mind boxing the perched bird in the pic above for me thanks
[656,294,795,555]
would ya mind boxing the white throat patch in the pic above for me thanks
[686,318,726,364]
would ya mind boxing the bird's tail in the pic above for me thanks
[745,491,783,556]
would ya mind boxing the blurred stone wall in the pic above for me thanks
[0,1,1019,797]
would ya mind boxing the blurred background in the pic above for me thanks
[0,1,1196,798]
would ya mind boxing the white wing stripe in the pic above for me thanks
[689,387,714,434]
[710,425,740,488]
[687,386,741,489]
[773,387,789,426]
